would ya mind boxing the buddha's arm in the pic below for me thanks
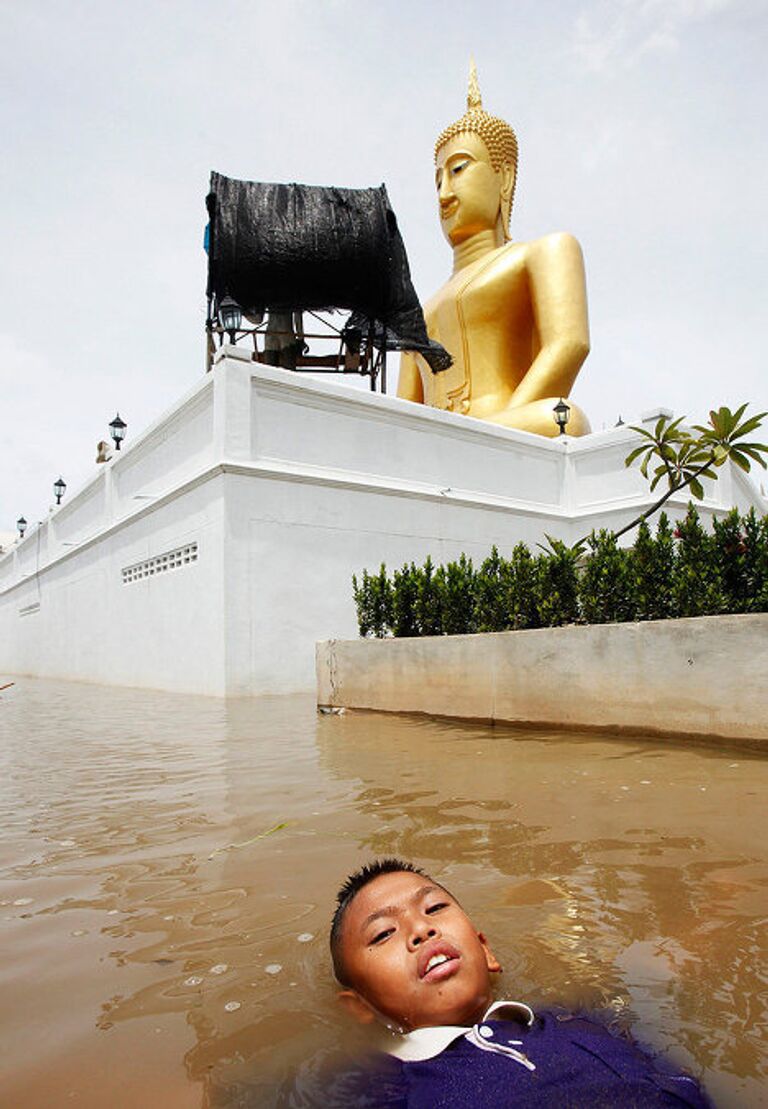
[510,232,590,407]
[397,351,425,403]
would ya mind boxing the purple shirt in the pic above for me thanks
[284,1002,712,1107]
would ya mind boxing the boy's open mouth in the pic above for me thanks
[418,942,461,981]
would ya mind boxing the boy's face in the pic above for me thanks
[337,870,500,1032]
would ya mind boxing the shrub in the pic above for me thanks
[747,511,768,612]
[631,513,676,620]
[474,546,511,632]
[352,569,373,637]
[352,508,768,637]
[535,540,580,627]
[672,505,724,617]
[392,562,421,637]
[713,509,750,614]
[508,542,540,629]
[352,563,392,637]
[437,554,477,635]
[580,530,635,624]
[740,508,768,612]
[415,555,443,636]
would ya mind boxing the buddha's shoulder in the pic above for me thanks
[515,231,585,263]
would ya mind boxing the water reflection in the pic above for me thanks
[0,680,765,1108]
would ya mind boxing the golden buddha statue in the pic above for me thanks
[398,63,591,437]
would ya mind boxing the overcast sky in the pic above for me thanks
[2,0,767,532]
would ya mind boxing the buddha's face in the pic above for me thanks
[435,132,510,246]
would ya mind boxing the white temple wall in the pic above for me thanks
[1,353,764,696]
[1,476,227,695]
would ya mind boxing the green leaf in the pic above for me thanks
[689,478,705,500]
[628,425,655,441]
[730,413,767,440]
[728,450,752,473]
[738,445,768,468]
[663,416,687,439]
[625,444,651,466]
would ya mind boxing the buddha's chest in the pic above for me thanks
[421,248,531,409]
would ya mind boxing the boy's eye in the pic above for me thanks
[425,902,448,915]
[370,927,394,945]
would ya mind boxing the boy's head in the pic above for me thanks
[330,858,501,1032]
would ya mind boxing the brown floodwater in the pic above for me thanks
[0,677,766,1108]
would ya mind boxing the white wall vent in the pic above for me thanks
[122,542,198,585]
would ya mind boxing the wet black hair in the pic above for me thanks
[330,858,427,985]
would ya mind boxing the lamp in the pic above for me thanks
[54,476,67,506]
[553,398,571,436]
[109,413,127,450]
[218,296,242,344]
[17,516,27,538]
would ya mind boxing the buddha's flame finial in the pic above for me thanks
[467,57,483,111]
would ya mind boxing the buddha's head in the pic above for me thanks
[434,62,518,246]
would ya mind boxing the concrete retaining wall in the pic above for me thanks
[316,614,768,744]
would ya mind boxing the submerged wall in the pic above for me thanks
[316,615,768,744]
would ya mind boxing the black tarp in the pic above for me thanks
[206,172,450,373]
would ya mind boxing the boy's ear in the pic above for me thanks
[478,931,502,974]
[337,989,378,1024]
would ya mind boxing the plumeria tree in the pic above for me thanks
[616,404,768,541]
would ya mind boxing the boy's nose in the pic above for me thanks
[407,921,439,950]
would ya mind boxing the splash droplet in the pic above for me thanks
[184,976,203,987]
[297,933,314,943]
[210,963,228,975]
[13,898,33,906]
[224,1000,241,1012]
[265,964,282,976]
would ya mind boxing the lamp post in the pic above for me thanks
[54,477,67,506]
[17,516,27,539]
[218,296,242,344]
[109,413,127,451]
[553,398,571,436]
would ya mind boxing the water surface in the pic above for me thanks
[0,678,765,1107]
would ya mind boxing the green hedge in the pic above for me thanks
[352,507,768,638]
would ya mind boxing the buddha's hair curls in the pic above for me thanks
[435,108,518,176]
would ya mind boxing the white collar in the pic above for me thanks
[386,999,535,1062]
